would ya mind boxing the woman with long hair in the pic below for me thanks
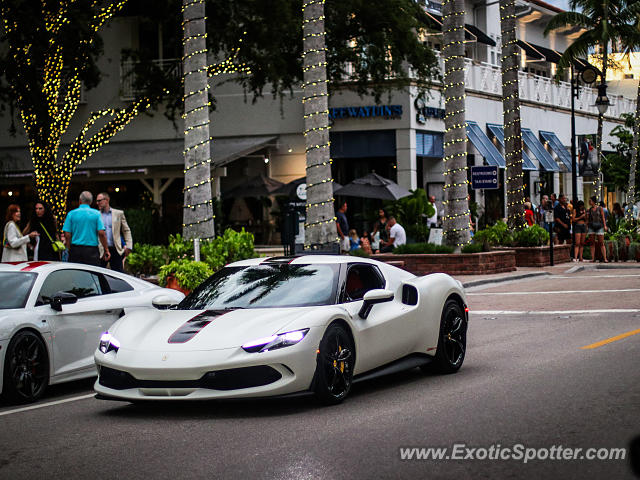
[2,204,39,262]
[572,200,587,262]
[25,201,59,261]
[587,196,608,262]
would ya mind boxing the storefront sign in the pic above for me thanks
[329,105,402,121]
[471,166,499,190]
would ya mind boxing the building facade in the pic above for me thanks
[0,0,635,241]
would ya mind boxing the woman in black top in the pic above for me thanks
[372,208,389,245]
[25,202,60,261]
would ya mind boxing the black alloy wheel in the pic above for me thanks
[3,330,49,403]
[423,299,467,374]
[313,324,355,405]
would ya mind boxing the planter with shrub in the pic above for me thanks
[158,260,213,295]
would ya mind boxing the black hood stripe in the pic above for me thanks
[167,310,230,344]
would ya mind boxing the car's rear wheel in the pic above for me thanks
[422,299,467,374]
[313,324,354,405]
[3,330,50,403]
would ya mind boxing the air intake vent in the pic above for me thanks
[402,285,418,305]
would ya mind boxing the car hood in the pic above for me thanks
[111,307,318,352]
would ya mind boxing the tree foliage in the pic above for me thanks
[605,113,640,198]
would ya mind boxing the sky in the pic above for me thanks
[544,0,570,10]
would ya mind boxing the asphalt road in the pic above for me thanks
[1,267,639,479]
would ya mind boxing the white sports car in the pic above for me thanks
[0,261,184,403]
[94,255,468,404]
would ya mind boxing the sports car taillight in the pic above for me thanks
[242,329,309,353]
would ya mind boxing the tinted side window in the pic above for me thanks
[104,274,134,294]
[37,270,103,305]
[344,264,386,301]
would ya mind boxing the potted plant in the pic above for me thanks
[158,260,213,295]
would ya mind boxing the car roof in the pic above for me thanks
[229,255,387,267]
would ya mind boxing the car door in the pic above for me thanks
[35,269,119,377]
[341,263,419,373]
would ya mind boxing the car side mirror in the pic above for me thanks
[152,294,179,310]
[50,292,78,312]
[358,289,394,319]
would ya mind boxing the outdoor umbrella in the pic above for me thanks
[222,174,285,198]
[333,172,411,200]
[273,176,343,196]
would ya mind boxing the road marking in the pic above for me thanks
[468,288,640,296]
[472,309,640,315]
[581,328,640,350]
[0,393,95,417]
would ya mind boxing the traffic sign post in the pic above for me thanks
[471,166,499,190]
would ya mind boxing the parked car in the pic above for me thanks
[0,261,184,403]
[95,255,468,404]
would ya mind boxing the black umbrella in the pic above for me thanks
[273,176,343,197]
[222,174,285,198]
[333,173,411,200]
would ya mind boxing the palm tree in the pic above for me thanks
[500,0,526,230]
[182,0,215,240]
[302,0,337,249]
[544,0,637,201]
[441,0,471,248]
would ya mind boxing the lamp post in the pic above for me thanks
[594,80,611,201]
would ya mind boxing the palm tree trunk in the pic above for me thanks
[302,0,337,249]
[629,79,639,218]
[442,0,471,248]
[500,0,526,230]
[182,0,215,240]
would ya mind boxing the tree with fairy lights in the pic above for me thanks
[301,0,336,249]
[499,0,525,230]
[441,0,471,249]
[0,1,151,226]
[545,0,638,201]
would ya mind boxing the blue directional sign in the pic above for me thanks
[471,165,499,190]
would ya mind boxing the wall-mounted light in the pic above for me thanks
[8,191,13,197]
[287,147,293,153]
[115,187,120,193]
[264,157,270,164]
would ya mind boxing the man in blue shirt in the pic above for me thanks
[62,191,111,266]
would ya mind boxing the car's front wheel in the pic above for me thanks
[3,330,50,403]
[313,324,355,405]
[423,299,467,374]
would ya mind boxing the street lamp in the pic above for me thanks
[594,82,611,115]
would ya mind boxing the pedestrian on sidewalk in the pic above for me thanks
[572,200,587,262]
[360,231,373,255]
[97,192,133,272]
[379,217,406,253]
[587,196,608,263]
[24,202,60,261]
[63,191,110,267]
[524,202,535,227]
[336,201,350,254]
[553,194,571,245]
[2,205,38,262]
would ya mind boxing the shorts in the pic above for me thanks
[573,223,587,234]
[556,228,571,242]
[588,227,605,235]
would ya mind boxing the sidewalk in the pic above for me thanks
[454,262,640,288]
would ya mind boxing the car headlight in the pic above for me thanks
[242,329,309,353]
[99,332,121,354]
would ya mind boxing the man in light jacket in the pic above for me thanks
[96,192,133,272]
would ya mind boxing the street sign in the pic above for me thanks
[545,211,554,223]
[471,166,499,190]
[428,228,443,245]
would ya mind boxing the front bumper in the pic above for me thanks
[94,327,322,401]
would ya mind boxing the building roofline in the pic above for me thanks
[526,0,565,14]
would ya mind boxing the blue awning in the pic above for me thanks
[486,124,537,171]
[521,128,560,172]
[466,121,505,168]
[539,131,572,171]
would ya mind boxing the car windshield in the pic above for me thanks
[0,272,37,309]
[178,263,339,310]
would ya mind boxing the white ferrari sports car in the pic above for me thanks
[0,261,184,403]
[94,255,468,404]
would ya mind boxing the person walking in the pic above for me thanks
[379,216,406,253]
[553,194,571,245]
[587,195,608,263]
[96,192,133,272]
[524,202,535,227]
[24,202,60,261]
[572,200,587,262]
[62,191,110,266]
[335,201,350,253]
[2,205,39,262]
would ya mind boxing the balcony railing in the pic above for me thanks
[120,58,182,101]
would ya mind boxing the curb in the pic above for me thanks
[564,263,640,273]
[462,272,549,288]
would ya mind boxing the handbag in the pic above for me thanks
[40,222,66,253]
